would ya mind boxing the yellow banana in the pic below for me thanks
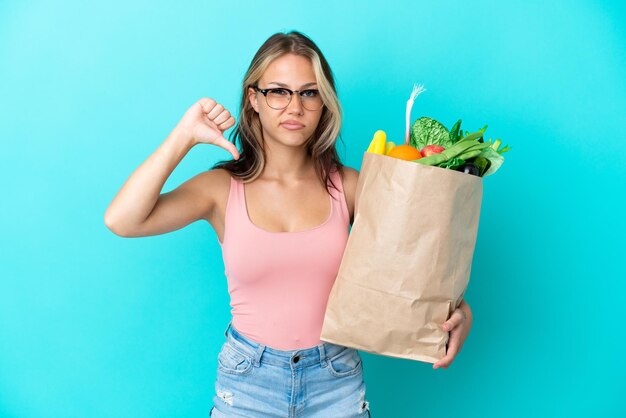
[385,141,396,155]
[366,130,386,154]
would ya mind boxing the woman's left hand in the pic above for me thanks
[433,300,472,369]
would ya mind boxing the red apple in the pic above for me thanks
[421,145,445,157]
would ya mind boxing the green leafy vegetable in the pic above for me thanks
[405,112,509,177]
[438,157,465,170]
[477,125,488,143]
[489,138,512,154]
[413,134,491,166]
[410,116,451,150]
[478,147,504,176]
[473,157,491,177]
[448,119,462,144]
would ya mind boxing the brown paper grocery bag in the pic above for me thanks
[320,152,482,363]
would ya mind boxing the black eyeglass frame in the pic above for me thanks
[252,85,324,110]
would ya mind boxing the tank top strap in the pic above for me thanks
[223,175,246,241]
[224,170,350,240]
[219,168,351,349]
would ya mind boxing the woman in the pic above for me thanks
[104,30,472,417]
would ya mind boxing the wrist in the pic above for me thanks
[169,126,196,149]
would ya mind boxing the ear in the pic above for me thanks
[248,87,259,113]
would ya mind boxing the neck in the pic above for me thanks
[260,140,315,181]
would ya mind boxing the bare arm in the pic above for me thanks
[104,98,238,237]
[104,129,196,237]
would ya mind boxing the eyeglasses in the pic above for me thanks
[252,85,324,111]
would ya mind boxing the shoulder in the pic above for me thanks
[202,167,233,184]
[340,166,359,192]
[193,167,232,194]
[339,165,359,224]
[194,168,232,220]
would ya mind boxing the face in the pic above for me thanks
[248,53,323,150]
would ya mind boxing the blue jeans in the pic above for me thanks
[209,321,372,417]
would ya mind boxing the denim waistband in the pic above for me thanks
[222,320,354,369]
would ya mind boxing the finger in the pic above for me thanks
[443,308,466,331]
[445,332,461,360]
[433,352,453,369]
[433,330,462,369]
[218,116,236,131]
[207,104,225,120]
[432,348,456,369]
[213,110,231,125]
[199,98,217,114]
[213,135,240,160]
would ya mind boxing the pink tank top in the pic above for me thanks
[218,168,350,350]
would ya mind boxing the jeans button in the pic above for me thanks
[293,355,300,363]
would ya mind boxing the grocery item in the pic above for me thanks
[366,84,511,176]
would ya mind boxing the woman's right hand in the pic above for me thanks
[176,98,240,160]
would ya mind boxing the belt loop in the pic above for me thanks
[253,343,265,367]
[318,343,328,368]
[223,320,232,338]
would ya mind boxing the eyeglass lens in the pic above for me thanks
[264,88,323,111]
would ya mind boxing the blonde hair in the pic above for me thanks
[212,30,344,195]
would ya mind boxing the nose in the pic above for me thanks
[286,92,304,114]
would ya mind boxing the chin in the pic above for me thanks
[279,131,309,143]
[264,128,312,148]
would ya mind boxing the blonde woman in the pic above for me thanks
[104,30,472,417]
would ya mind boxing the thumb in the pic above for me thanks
[443,308,466,331]
[212,135,240,160]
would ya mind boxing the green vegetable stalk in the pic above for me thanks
[412,133,490,166]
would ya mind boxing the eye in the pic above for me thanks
[269,88,289,96]
[301,89,319,97]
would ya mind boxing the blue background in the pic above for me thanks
[1,0,625,417]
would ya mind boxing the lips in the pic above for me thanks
[281,120,305,130]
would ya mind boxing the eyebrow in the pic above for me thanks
[267,81,318,88]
